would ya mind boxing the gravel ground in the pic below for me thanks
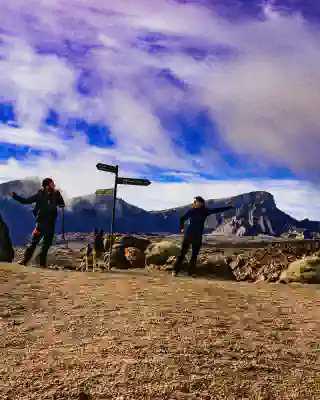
[0,263,319,400]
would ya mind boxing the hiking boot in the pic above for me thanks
[187,267,196,277]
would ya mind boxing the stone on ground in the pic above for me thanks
[279,256,320,284]
[204,255,236,279]
[145,241,180,265]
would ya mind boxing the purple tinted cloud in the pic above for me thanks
[176,0,320,20]
[0,0,319,185]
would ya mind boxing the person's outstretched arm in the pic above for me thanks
[206,205,235,216]
[9,192,38,205]
[180,210,191,232]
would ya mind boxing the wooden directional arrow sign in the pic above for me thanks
[95,161,151,243]
[95,189,114,196]
[116,177,151,186]
[96,163,118,174]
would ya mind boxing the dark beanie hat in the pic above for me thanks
[195,196,205,205]
[42,178,54,187]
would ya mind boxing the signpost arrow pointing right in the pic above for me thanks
[116,177,151,186]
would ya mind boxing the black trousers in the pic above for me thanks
[23,224,55,267]
[174,235,202,274]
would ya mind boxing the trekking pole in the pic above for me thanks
[62,207,65,241]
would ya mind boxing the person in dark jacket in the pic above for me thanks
[9,178,65,267]
[0,213,15,262]
[173,196,235,276]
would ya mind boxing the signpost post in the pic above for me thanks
[96,163,119,238]
[96,163,151,267]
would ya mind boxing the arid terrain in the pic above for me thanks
[0,260,319,400]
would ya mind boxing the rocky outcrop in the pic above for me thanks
[211,192,290,237]
[228,241,320,283]
[229,248,297,282]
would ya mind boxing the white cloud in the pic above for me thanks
[1,0,319,178]
[0,125,68,152]
[0,0,320,219]
[0,38,79,127]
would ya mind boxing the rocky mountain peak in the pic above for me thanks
[0,180,318,244]
[0,178,41,198]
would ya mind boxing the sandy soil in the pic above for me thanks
[0,263,319,399]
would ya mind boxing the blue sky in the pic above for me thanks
[0,0,320,219]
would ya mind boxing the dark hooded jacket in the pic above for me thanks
[0,214,14,262]
[12,186,65,229]
[180,205,234,238]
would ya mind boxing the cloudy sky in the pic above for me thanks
[0,0,320,219]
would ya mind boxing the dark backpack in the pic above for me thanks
[31,188,60,218]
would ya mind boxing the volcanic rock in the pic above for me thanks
[114,235,151,251]
[145,241,180,265]
[279,256,320,284]
[105,235,150,269]
[204,255,235,279]
[125,247,145,269]
[230,245,301,282]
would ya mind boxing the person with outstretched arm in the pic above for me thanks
[173,196,235,276]
[9,178,65,268]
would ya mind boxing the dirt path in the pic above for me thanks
[0,263,319,399]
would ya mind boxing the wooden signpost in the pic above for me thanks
[96,163,151,264]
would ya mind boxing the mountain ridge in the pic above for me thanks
[0,179,319,244]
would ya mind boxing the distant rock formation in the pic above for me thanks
[209,191,290,236]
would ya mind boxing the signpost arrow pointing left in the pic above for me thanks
[96,163,118,174]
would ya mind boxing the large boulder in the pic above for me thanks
[114,235,151,251]
[0,214,14,262]
[105,235,151,269]
[125,247,145,269]
[105,243,130,269]
[279,256,320,284]
[145,241,180,266]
